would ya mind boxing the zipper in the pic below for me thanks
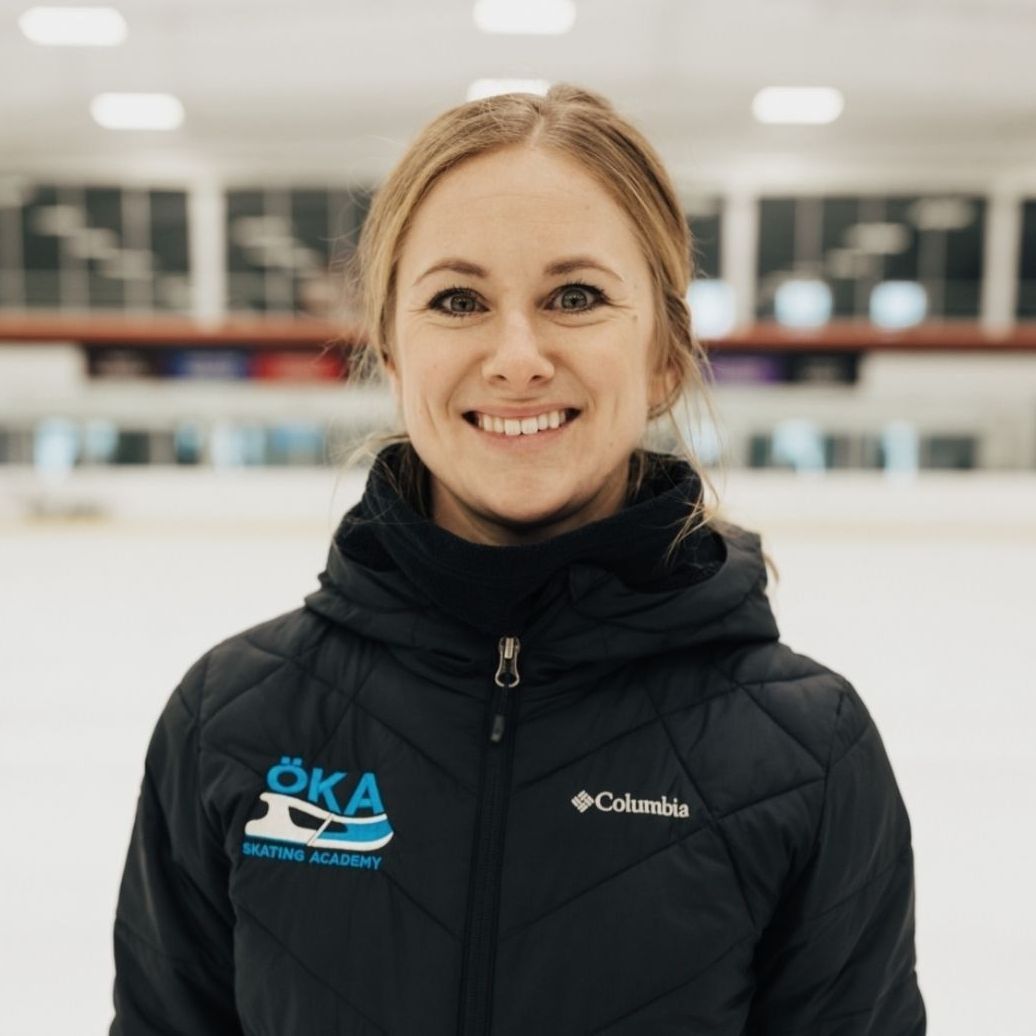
[457,635,522,1035]
[490,635,520,743]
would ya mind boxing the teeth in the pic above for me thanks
[475,408,572,436]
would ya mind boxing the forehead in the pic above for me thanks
[397,147,645,278]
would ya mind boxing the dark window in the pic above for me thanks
[84,186,125,310]
[22,185,61,307]
[879,197,921,282]
[1018,200,1036,319]
[151,190,189,272]
[757,198,798,318]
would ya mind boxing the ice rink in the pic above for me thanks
[1,468,1033,1033]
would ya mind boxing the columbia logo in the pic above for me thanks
[571,790,594,812]
[571,788,691,819]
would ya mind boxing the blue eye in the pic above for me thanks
[428,286,481,318]
[427,282,608,318]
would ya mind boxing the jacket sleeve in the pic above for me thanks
[746,682,926,1035]
[109,654,244,1035]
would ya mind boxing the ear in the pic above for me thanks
[381,349,401,406]
[648,356,679,415]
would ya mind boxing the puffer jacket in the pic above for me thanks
[110,444,925,1035]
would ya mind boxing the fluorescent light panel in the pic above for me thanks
[19,5,127,46]
[467,79,550,101]
[90,92,184,131]
[473,0,576,35]
[753,87,844,125]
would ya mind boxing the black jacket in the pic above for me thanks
[110,444,925,1034]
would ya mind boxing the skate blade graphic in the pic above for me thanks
[244,792,394,851]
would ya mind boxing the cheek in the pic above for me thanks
[399,354,460,423]
[585,344,652,410]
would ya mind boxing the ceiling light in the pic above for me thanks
[90,92,184,130]
[907,197,977,232]
[467,78,550,102]
[752,87,844,125]
[31,204,83,235]
[19,6,127,46]
[844,222,911,255]
[473,0,576,35]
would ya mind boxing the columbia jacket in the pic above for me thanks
[110,445,925,1034]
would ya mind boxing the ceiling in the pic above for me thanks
[2,0,1036,188]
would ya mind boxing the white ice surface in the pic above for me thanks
[1,469,1033,1034]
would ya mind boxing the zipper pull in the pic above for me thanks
[489,636,521,743]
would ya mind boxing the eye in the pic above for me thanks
[553,283,607,312]
[427,285,483,318]
[426,282,609,319]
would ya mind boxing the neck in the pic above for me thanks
[428,463,630,547]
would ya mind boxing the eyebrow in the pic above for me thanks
[412,255,624,288]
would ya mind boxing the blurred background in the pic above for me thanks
[1,0,1034,1031]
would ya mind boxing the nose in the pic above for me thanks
[480,310,555,388]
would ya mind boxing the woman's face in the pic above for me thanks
[387,144,674,546]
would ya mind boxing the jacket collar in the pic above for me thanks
[304,442,779,697]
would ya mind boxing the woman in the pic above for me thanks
[110,84,925,1034]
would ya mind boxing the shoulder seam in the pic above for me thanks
[198,629,330,733]
[719,667,827,770]
[827,676,874,768]
[804,689,848,866]
[830,710,875,770]
[172,650,208,724]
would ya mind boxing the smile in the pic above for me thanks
[463,408,581,442]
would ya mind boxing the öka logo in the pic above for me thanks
[241,756,393,871]
[571,788,691,818]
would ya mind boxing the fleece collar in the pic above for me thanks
[304,442,779,696]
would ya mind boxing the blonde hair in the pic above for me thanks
[334,82,758,574]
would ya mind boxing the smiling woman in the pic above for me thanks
[340,84,728,555]
[110,83,926,1036]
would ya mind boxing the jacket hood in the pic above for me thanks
[304,442,780,697]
